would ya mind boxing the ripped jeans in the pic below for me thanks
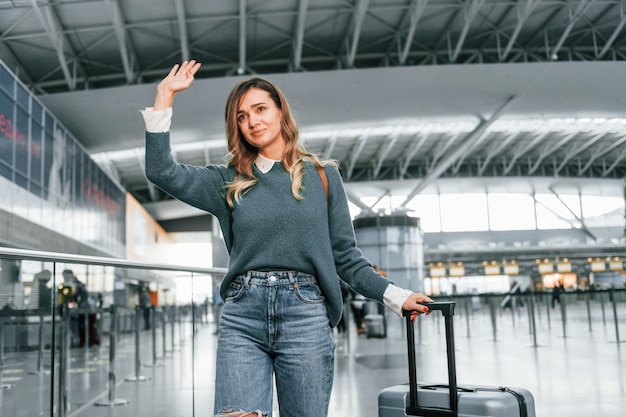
[214,271,336,417]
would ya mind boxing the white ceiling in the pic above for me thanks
[37,61,626,153]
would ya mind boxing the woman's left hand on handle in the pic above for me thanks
[402,293,433,320]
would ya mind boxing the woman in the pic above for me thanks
[141,60,432,417]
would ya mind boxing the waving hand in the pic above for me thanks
[153,60,202,110]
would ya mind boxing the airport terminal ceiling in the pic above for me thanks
[1,0,626,223]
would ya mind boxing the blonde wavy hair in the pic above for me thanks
[224,77,336,207]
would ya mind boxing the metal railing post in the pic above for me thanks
[526,294,533,335]
[145,308,163,368]
[162,310,169,358]
[545,292,552,330]
[29,310,50,375]
[510,294,517,329]
[528,292,541,348]
[610,287,621,343]
[586,291,592,333]
[58,304,70,417]
[178,306,185,345]
[83,309,89,350]
[560,292,567,338]
[0,316,14,390]
[488,295,498,341]
[464,296,471,338]
[126,306,151,379]
[600,290,607,326]
[96,305,130,406]
[170,306,178,352]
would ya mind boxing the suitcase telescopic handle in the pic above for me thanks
[402,301,456,318]
[402,301,458,417]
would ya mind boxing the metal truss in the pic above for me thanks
[2,1,626,93]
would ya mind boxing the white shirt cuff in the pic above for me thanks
[140,107,172,133]
[383,284,414,317]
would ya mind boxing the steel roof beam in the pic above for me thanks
[373,128,400,178]
[532,194,592,239]
[322,130,338,159]
[0,42,36,89]
[452,131,489,175]
[25,41,626,90]
[519,3,563,50]
[477,131,519,176]
[556,132,604,173]
[104,0,136,84]
[450,0,485,63]
[602,146,626,176]
[239,0,247,74]
[500,0,540,61]
[472,2,516,61]
[549,0,591,60]
[503,131,548,175]
[598,3,626,58]
[428,132,461,172]
[1,7,33,40]
[28,0,76,90]
[399,0,428,65]
[571,1,614,47]
[399,133,428,178]
[369,190,391,212]
[528,132,577,174]
[346,129,369,179]
[346,0,370,68]
[548,185,596,241]
[579,134,626,175]
[174,0,190,61]
[293,0,309,71]
[345,189,374,215]
[401,95,516,207]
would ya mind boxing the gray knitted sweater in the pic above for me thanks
[145,131,391,327]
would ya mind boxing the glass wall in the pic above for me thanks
[0,61,125,257]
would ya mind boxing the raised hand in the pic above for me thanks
[153,60,202,110]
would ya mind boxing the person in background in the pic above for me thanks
[349,291,367,335]
[35,270,52,311]
[139,286,152,330]
[141,60,432,417]
[62,269,98,347]
[552,279,563,309]
[352,266,388,325]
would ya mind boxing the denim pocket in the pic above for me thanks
[294,282,325,304]
[224,281,245,302]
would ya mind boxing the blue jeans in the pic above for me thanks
[214,271,336,417]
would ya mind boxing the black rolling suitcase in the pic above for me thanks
[378,301,535,417]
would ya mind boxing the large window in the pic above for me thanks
[440,193,489,232]
[349,178,625,234]
[488,193,536,230]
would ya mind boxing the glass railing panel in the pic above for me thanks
[0,248,226,417]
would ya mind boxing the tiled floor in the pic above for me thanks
[1,294,625,417]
